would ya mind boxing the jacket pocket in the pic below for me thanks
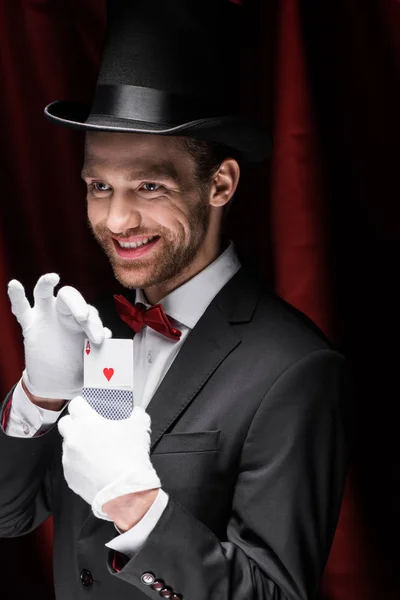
[152,430,220,454]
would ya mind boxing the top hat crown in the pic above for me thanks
[45,0,271,161]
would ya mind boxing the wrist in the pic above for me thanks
[103,489,159,532]
[22,379,67,411]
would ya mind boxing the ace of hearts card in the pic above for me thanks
[81,338,134,419]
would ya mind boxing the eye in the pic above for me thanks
[87,181,113,198]
[93,182,112,192]
[141,182,163,192]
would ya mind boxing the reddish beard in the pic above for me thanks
[89,198,211,290]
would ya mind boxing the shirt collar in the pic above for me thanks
[135,242,241,329]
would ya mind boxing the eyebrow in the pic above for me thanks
[81,157,180,184]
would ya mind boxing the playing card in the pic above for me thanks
[83,338,133,390]
[82,338,134,419]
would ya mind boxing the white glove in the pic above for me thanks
[8,273,111,399]
[57,396,161,520]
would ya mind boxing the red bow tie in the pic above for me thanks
[114,294,182,342]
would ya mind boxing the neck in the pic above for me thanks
[144,236,227,305]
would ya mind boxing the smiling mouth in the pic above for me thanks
[115,235,160,249]
[112,235,161,259]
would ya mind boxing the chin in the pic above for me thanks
[112,268,147,290]
[110,262,159,290]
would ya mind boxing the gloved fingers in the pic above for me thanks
[57,414,72,439]
[79,306,108,345]
[56,286,90,322]
[129,405,151,430]
[104,327,112,340]
[56,288,106,344]
[33,273,60,307]
[128,407,152,450]
[68,395,104,421]
[7,280,33,330]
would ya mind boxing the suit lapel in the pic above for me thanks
[147,302,240,448]
[147,268,262,449]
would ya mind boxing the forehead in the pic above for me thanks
[83,131,192,177]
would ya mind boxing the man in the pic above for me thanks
[0,1,349,599]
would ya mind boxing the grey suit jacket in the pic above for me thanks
[0,268,349,599]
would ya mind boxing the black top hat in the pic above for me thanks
[45,0,271,162]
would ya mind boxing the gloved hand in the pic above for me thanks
[8,273,111,400]
[57,396,161,520]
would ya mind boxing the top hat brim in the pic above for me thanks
[45,100,272,163]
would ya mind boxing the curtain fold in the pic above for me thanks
[0,1,399,598]
[270,0,332,336]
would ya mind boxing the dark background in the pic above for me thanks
[0,0,399,598]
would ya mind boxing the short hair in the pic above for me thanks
[176,136,241,189]
[175,137,241,223]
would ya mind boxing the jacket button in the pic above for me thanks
[171,595,183,600]
[160,588,173,598]
[80,569,93,587]
[151,579,165,591]
[141,572,156,585]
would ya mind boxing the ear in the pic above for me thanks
[209,159,240,208]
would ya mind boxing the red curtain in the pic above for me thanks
[1,1,399,598]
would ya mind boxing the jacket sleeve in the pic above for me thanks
[0,389,56,537]
[108,349,350,600]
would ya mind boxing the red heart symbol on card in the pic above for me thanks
[103,368,114,382]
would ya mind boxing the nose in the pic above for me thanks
[105,192,141,234]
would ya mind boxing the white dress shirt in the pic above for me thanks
[5,243,241,557]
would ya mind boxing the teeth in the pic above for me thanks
[118,236,156,249]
